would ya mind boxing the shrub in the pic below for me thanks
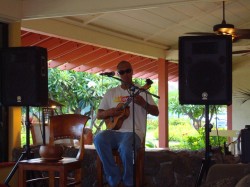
[169,118,197,142]
[169,117,187,126]
[183,127,227,151]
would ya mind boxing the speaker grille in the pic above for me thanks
[179,35,232,105]
[0,46,48,106]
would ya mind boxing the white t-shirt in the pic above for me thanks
[98,85,157,141]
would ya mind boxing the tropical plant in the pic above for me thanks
[48,68,118,132]
[169,95,225,131]
[234,88,250,104]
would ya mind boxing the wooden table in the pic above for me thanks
[18,157,82,187]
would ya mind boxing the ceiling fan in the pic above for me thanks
[186,1,250,42]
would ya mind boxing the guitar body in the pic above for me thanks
[105,103,130,130]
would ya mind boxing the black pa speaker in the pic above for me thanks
[240,126,250,163]
[179,35,232,105]
[0,46,48,106]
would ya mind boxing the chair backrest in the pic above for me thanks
[49,114,90,160]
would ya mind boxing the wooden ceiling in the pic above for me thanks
[21,30,178,82]
[5,0,250,82]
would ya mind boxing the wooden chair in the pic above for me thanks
[96,139,145,187]
[18,114,90,187]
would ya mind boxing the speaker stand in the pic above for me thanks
[4,106,33,186]
[195,104,213,187]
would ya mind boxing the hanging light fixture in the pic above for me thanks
[213,1,236,40]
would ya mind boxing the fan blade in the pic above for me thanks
[232,50,250,54]
[235,29,250,39]
[235,28,250,34]
[185,32,215,35]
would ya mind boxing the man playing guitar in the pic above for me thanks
[94,60,159,187]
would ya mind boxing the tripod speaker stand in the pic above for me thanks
[4,106,33,186]
[195,104,213,187]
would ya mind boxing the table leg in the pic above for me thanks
[18,166,26,187]
[49,171,55,187]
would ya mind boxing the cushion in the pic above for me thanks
[236,174,250,187]
[202,177,238,187]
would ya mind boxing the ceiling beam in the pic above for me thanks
[22,19,167,59]
[0,0,21,22]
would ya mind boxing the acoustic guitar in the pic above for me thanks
[105,79,153,130]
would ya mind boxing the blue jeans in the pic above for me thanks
[94,130,141,187]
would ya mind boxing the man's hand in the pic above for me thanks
[134,95,147,107]
[107,107,123,117]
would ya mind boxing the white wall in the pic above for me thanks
[233,57,250,130]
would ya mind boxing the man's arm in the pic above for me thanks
[97,108,123,119]
[143,102,159,116]
[134,95,159,116]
